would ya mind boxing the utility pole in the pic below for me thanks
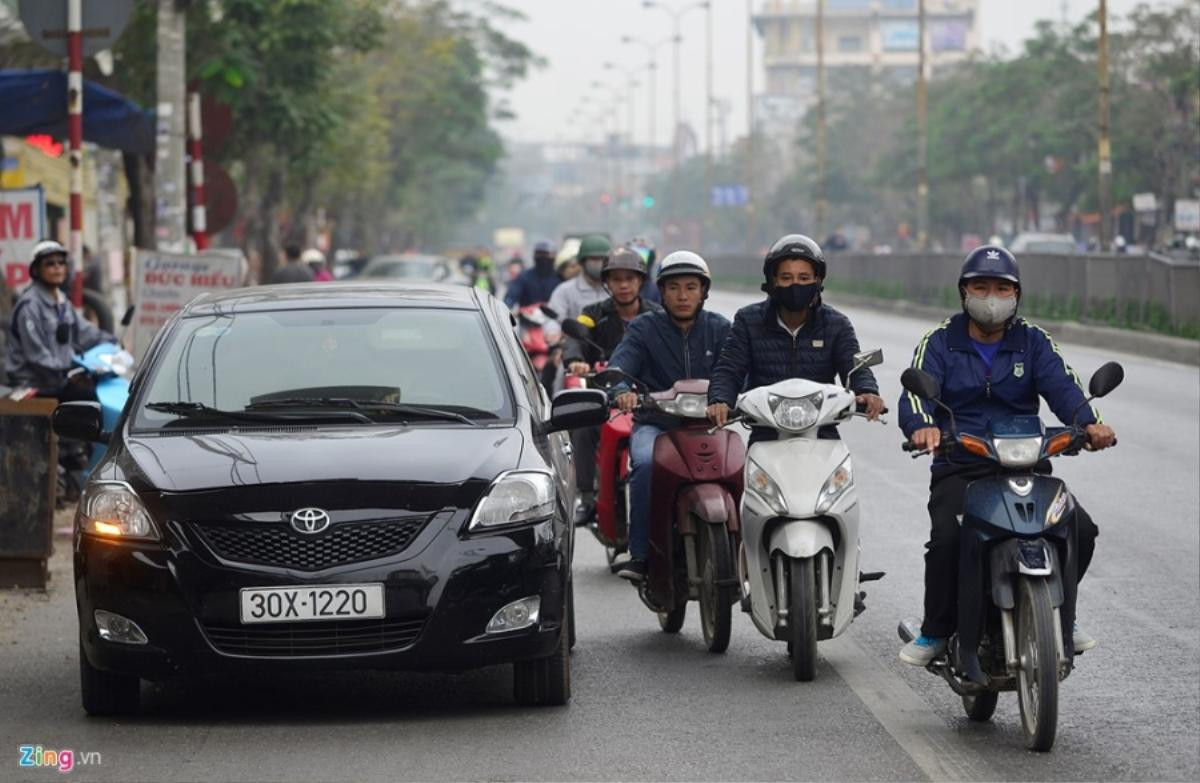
[916,0,929,251]
[67,0,83,306]
[155,0,188,252]
[704,2,714,251]
[816,0,827,239]
[746,0,755,256]
[1097,0,1113,251]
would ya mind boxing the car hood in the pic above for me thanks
[122,425,525,492]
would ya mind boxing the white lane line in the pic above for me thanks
[825,635,1000,782]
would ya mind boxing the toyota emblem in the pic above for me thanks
[290,507,331,534]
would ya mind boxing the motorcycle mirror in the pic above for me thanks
[1088,361,1124,398]
[850,348,883,375]
[120,306,136,328]
[560,318,590,341]
[900,367,940,401]
[591,368,626,389]
[539,304,559,321]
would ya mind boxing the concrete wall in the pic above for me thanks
[706,252,1200,338]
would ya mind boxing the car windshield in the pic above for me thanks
[134,307,513,429]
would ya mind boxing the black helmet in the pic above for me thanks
[762,234,825,291]
[959,245,1020,289]
[601,247,647,282]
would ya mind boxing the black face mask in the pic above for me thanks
[770,283,821,312]
[534,255,554,273]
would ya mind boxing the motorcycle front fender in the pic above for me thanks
[767,519,835,560]
[675,482,738,536]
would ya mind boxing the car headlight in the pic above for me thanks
[80,481,158,541]
[815,456,853,514]
[768,392,822,432]
[746,458,787,516]
[657,393,708,419]
[468,471,556,531]
[993,437,1043,469]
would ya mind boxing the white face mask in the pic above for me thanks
[964,294,1017,329]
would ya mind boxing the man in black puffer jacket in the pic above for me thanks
[707,234,884,439]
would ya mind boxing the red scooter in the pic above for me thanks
[561,320,634,566]
[594,369,746,653]
[516,304,552,371]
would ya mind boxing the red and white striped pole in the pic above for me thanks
[188,92,209,250]
[67,0,85,307]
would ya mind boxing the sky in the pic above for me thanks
[494,0,1160,145]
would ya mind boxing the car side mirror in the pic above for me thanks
[546,388,608,433]
[560,318,590,340]
[53,401,108,443]
[1088,362,1124,398]
[850,348,883,374]
[900,367,941,401]
[120,306,136,328]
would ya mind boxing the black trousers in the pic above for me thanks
[571,424,601,494]
[921,462,1099,638]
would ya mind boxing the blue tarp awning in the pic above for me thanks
[0,69,154,155]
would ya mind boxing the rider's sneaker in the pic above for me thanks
[1072,624,1097,653]
[572,501,595,527]
[899,635,947,666]
[617,558,648,582]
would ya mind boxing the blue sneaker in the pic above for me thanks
[899,634,948,666]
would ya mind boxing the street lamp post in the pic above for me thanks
[621,34,676,172]
[642,0,710,167]
[603,64,642,201]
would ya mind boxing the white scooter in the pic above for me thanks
[725,349,886,680]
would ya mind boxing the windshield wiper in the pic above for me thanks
[146,400,371,424]
[245,397,488,425]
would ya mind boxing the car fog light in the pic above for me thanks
[486,596,541,634]
[94,610,148,645]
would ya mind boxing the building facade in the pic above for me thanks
[755,0,979,96]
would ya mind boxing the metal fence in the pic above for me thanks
[706,252,1200,339]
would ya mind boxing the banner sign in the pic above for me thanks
[129,248,244,360]
[0,186,46,292]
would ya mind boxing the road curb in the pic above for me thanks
[717,285,1200,367]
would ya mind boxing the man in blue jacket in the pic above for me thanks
[503,240,561,308]
[897,245,1117,666]
[706,234,885,434]
[607,251,732,582]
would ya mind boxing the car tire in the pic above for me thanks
[513,605,571,706]
[79,643,139,716]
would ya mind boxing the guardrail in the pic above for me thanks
[706,252,1200,340]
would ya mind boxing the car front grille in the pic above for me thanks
[200,617,426,657]
[194,517,429,571]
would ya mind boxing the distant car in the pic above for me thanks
[54,282,609,714]
[360,254,468,285]
[1009,233,1077,254]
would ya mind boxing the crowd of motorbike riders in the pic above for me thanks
[3,232,1117,665]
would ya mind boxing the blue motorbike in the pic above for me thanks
[70,342,133,474]
[897,361,1123,752]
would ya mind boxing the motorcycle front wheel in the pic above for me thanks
[788,556,819,681]
[962,690,999,722]
[1016,577,1059,751]
[698,523,733,653]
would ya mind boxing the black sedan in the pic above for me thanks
[53,282,607,714]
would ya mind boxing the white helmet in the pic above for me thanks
[301,248,326,266]
[656,250,711,288]
[29,239,68,275]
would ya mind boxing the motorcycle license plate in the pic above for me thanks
[239,584,384,624]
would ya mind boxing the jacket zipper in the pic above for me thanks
[683,329,692,377]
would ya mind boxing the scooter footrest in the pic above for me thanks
[859,571,885,582]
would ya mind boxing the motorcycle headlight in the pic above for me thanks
[468,471,556,531]
[746,458,787,516]
[815,456,854,514]
[768,392,822,432]
[993,437,1043,469]
[80,482,158,541]
[657,393,708,419]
